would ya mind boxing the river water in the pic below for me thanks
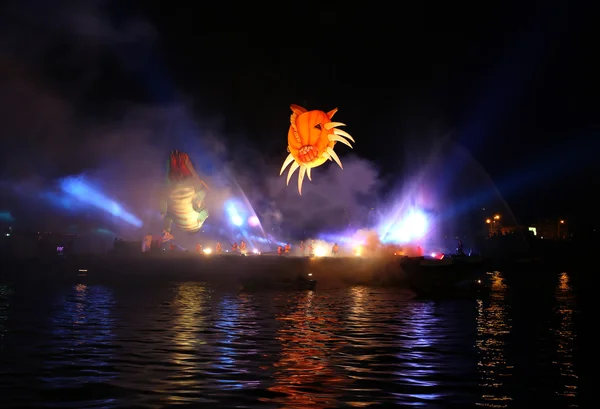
[0,271,582,408]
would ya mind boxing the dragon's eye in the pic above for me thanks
[314,123,322,130]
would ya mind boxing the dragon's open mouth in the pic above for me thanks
[168,150,194,181]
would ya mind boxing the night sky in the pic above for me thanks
[1,1,598,229]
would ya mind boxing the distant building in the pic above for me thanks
[532,219,569,240]
[483,214,530,238]
[498,225,528,235]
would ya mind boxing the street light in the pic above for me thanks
[494,214,500,220]
[486,218,491,224]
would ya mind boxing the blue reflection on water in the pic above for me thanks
[213,293,261,390]
[41,284,117,402]
[393,302,442,402]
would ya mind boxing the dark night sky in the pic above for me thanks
[1,1,598,227]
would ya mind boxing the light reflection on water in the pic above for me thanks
[0,274,583,408]
[153,281,212,405]
[266,290,348,408]
[553,272,578,406]
[476,271,513,408]
[42,283,118,408]
[0,283,13,347]
[212,292,262,389]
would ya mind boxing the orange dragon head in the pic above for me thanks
[280,104,355,194]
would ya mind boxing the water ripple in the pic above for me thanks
[0,273,583,408]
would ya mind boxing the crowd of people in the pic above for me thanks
[140,233,347,258]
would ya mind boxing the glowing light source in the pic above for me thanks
[314,246,326,257]
[406,211,427,237]
[248,216,260,227]
[383,208,428,243]
[203,248,212,254]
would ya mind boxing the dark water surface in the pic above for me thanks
[0,271,582,408]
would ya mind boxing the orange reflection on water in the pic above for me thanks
[350,286,367,319]
[476,272,513,408]
[172,282,208,352]
[159,281,209,401]
[266,291,348,408]
[553,272,578,405]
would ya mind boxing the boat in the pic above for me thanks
[401,253,484,273]
[419,257,454,267]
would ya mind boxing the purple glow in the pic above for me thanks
[248,216,260,227]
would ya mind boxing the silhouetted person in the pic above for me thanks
[456,239,464,256]
[143,233,153,253]
[332,243,339,256]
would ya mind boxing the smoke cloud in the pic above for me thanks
[265,155,381,238]
[0,1,223,233]
[0,0,386,246]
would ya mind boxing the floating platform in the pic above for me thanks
[1,253,485,290]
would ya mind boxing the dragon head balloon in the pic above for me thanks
[160,150,209,239]
[280,104,355,194]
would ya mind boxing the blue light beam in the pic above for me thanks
[0,211,15,223]
[59,177,143,228]
[225,199,244,227]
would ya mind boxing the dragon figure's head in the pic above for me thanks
[168,149,195,182]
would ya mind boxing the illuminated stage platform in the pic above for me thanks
[2,253,483,290]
